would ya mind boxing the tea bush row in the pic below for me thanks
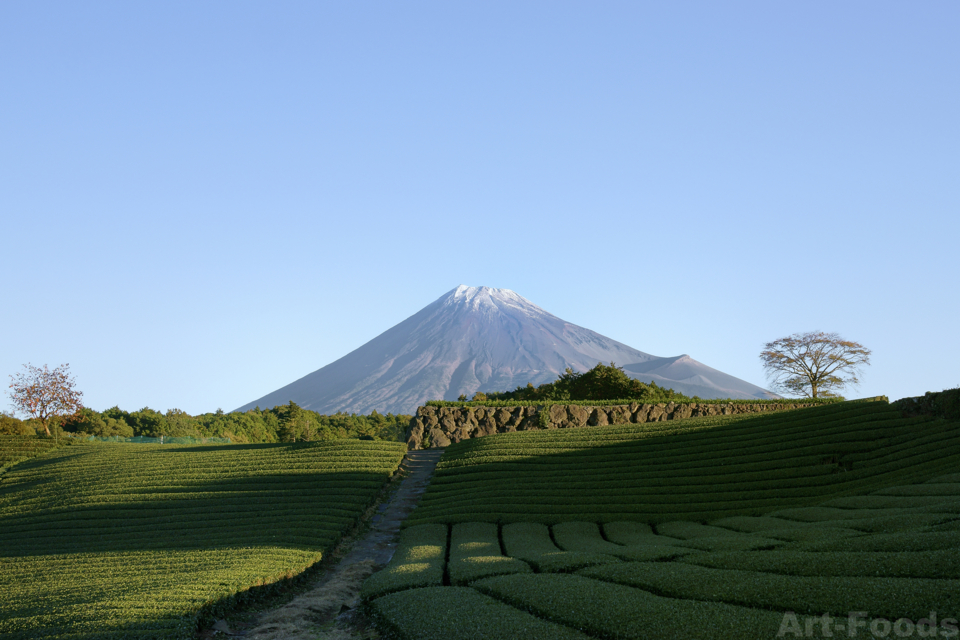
[500,521,620,573]
[578,561,959,621]
[407,401,960,525]
[370,585,593,640]
[364,470,960,638]
[363,401,960,638]
[472,572,791,640]
[681,548,960,579]
[552,520,696,560]
[0,435,64,470]
[0,439,406,638]
[359,523,448,600]
[447,522,530,585]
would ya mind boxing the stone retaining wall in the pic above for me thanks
[405,402,818,450]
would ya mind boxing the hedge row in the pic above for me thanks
[578,561,960,621]
[425,397,846,408]
[369,586,592,640]
[407,402,959,525]
[500,521,619,573]
[553,521,694,560]
[472,573,790,640]
[0,435,64,471]
[359,524,448,600]
[359,401,959,639]
[0,439,407,638]
[681,548,960,579]
[448,522,531,585]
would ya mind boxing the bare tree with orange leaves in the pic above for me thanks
[8,363,84,437]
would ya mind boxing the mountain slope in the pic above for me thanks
[236,286,776,415]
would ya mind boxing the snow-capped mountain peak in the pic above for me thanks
[445,285,546,318]
[236,286,777,415]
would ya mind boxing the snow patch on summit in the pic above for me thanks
[445,285,549,319]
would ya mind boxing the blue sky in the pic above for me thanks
[2,2,957,415]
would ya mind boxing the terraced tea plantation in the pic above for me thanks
[0,435,63,470]
[0,439,405,639]
[365,400,960,639]
[407,399,960,524]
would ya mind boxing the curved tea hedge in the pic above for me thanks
[362,399,960,638]
[365,473,960,639]
[0,435,64,472]
[0,439,405,639]
[406,400,960,525]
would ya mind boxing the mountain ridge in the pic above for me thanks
[236,285,776,414]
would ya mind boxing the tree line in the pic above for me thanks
[0,402,411,443]
[466,363,692,403]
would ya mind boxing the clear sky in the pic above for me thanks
[2,2,957,415]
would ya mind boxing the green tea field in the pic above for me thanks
[0,435,63,470]
[3,399,958,639]
[407,399,960,524]
[364,400,960,639]
[0,438,406,639]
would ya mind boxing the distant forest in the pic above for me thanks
[467,363,692,403]
[0,403,410,443]
[0,363,693,443]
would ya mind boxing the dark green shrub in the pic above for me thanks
[893,387,960,420]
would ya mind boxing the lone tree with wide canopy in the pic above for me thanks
[7,363,84,436]
[760,331,872,398]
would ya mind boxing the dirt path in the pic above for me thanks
[338,448,445,568]
[219,449,445,639]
